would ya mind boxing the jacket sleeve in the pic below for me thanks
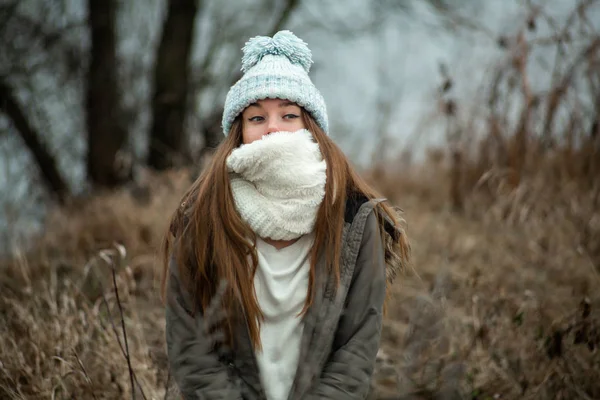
[305,211,387,399]
[165,256,243,400]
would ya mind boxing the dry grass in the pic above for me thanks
[368,171,599,399]
[2,158,598,399]
[0,169,194,399]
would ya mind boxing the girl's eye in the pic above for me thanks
[248,116,264,122]
[284,114,299,119]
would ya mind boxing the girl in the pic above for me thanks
[162,30,410,400]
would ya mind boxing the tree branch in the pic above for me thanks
[0,79,69,202]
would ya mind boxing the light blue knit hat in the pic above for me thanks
[221,30,329,136]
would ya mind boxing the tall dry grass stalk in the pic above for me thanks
[0,169,193,399]
[0,245,155,399]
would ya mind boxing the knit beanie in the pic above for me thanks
[221,30,328,136]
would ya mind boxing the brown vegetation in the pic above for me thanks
[366,4,600,397]
[1,141,598,399]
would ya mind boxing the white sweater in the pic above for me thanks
[253,233,314,400]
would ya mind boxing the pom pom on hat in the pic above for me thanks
[241,30,314,74]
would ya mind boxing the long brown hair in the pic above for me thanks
[160,109,410,350]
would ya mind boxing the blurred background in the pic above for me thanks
[1,0,599,399]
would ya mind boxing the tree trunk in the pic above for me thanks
[147,0,198,170]
[86,0,128,187]
[0,80,69,202]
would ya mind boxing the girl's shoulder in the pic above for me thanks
[344,190,370,225]
[344,190,399,241]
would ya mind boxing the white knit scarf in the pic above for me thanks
[226,129,327,241]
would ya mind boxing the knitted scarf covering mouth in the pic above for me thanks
[226,129,327,241]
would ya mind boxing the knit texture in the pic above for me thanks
[226,129,327,240]
[222,30,328,136]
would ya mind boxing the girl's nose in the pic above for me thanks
[266,118,279,134]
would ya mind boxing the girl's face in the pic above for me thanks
[241,98,306,144]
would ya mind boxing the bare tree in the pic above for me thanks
[0,79,69,202]
[86,0,129,187]
[147,0,199,171]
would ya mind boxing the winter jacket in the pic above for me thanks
[165,193,392,400]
